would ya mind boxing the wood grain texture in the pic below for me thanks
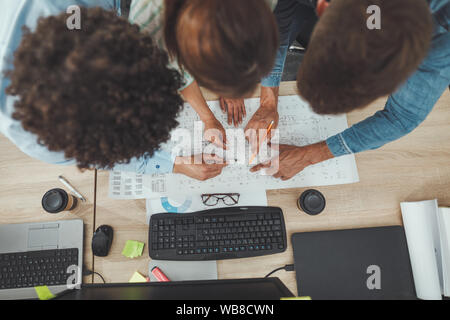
[0,135,96,283]
[90,82,450,296]
[93,172,150,283]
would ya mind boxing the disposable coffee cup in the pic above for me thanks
[298,189,326,216]
[42,188,78,214]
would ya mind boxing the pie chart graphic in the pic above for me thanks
[160,196,193,213]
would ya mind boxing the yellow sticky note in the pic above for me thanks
[35,286,55,300]
[281,296,312,300]
[129,271,149,283]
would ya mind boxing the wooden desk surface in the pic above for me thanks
[2,82,448,295]
[91,82,449,295]
[0,135,96,283]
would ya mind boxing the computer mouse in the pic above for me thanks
[92,225,113,257]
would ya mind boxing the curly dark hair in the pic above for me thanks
[6,7,183,169]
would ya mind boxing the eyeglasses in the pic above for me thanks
[201,193,240,207]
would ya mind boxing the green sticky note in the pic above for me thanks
[35,286,55,300]
[122,240,145,259]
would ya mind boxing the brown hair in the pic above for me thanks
[6,7,184,169]
[164,0,279,98]
[297,0,433,114]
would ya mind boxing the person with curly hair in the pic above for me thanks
[0,2,226,181]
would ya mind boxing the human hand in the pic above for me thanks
[250,142,334,180]
[173,154,228,181]
[245,87,279,154]
[219,98,247,127]
[245,106,279,154]
[204,118,227,149]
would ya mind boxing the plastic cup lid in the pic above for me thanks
[299,189,326,215]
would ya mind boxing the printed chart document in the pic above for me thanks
[109,95,359,199]
[400,199,450,300]
[145,188,268,224]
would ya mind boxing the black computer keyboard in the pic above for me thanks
[149,207,287,261]
[0,248,78,290]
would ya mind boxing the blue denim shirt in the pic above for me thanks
[263,0,450,157]
[0,0,175,174]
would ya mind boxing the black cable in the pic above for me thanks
[92,271,106,284]
[264,264,295,278]
[83,266,106,283]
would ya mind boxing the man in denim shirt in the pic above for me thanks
[251,0,450,180]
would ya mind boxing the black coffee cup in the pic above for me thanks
[298,189,326,216]
[42,188,78,214]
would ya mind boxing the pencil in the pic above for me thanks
[249,120,275,165]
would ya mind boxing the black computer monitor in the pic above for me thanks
[55,278,294,300]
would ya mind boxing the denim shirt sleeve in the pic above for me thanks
[327,28,450,157]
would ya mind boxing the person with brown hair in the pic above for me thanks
[129,0,279,134]
[1,2,226,181]
[251,0,450,180]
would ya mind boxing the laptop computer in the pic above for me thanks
[0,219,83,300]
[292,226,416,300]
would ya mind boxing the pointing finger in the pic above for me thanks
[219,98,226,113]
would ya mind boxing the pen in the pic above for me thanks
[58,175,86,202]
[249,120,275,165]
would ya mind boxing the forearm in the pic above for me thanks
[260,86,280,110]
[180,80,216,122]
[304,141,334,165]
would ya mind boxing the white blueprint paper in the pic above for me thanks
[109,95,359,199]
[401,200,443,300]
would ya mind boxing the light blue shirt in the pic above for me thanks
[0,0,176,174]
